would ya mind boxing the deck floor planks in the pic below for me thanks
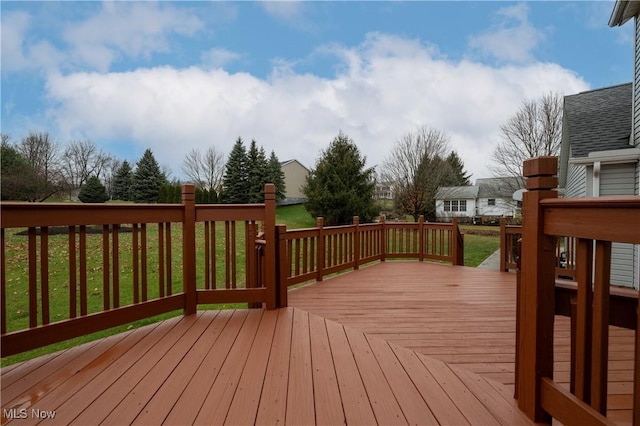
[162,310,249,425]
[307,313,346,425]
[224,309,278,425]
[132,310,233,425]
[255,308,294,426]
[284,309,315,426]
[102,311,219,425]
[70,314,205,425]
[193,309,263,425]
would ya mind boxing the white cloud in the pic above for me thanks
[260,1,316,32]
[468,3,546,63]
[44,33,588,181]
[201,48,243,69]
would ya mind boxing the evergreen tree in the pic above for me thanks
[222,138,249,203]
[112,160,134,201]
[303,132,379,225]
[247,141,268,203]
[78,176,109,203]
[266,150,286,202]
[1,139,41,201]
[444,151,472,186]
[132,149,164,203]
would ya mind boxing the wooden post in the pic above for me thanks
[353,216,360,270]
[316,217,325,282]
[634,301,640,426]
[516,156,558,423]
[182,184,197,315]
[500,218,507,272]
[380,215,386,262]
[418,215,424,262]
[263,184,277,309]
[452,217,461,266]
[276,224,288,308]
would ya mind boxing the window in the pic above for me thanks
[459,200,467,211]
[488,199,496,206]
[451,200,459,212]
[444,200,450,212]
[444,199,467,212]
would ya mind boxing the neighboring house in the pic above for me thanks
[435,177,524,223]
[280,159,310,205]
[375,182,394,200]
[554,0,640,290]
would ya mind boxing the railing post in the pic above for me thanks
[500,218,507,272]
[517,156,558,423]
[353,216,360,270]
[418,215,424,262]
[263,184,277,309]
[380,215,386,262]
[276,224,288,308]
[316,217,324,282]
[452,217,461,265]
[182,184,197,315]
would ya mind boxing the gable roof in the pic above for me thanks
[476,177,525,198]
[280,159,310,172]
[435,186,478,200]
[563,83,632,158]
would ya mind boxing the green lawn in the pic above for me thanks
[1,203,499,366]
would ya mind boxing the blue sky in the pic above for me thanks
[1,1,634,181]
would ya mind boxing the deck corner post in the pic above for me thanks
[276,224,288,308]
[517,156,558,423]
[418,215,425,262]
[316,217,325,282]
[380,215,386,262]
[264,183,277,309]
[182,183,197,315]
[500,218,507,272]
[452,216,462,265]
[353,216,360,270]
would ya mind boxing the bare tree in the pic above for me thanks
[17,132,65,201]
[382,126,453,221]
[490,92,563,180]
[102,157,122,199]
[182,146,225,193]
[61,140,111,196]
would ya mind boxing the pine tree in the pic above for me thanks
[112,160,134,201]
[222,138,249,203]
[132,149,164,203]
[303,132,379,225]
[78,176,109,203]
[266,150,286,201]
[444,151,472,186]
[247,141,268,203]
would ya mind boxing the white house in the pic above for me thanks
[280,159,310,205]
[435,177,524,223]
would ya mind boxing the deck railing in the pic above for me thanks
[515,156,640,425]
[277,215,463,305]
[0,184,278,357]
[500,219,576,279]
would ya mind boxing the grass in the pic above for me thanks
[1,203,500,366]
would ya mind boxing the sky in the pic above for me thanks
[0,1,635,182]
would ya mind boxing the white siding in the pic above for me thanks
[601,164,637,288]
[634,16,640,147]
[435,198,476,220]
[566,163,587,198]
[476,197,519,217]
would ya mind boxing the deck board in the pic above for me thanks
[288,261,636,423]
[3,261,632,425]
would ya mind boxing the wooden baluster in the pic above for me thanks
[40,227,49,325]
[102,225,110,310]
[316,217,325,281]
[591,240,611,414]
[79,226,87,315]
[354,216,360,269]
[166,222,172,296]
[69,226,77,318]
[575,238,593,403]
[112,224,119,308]
[204,221,211,290]
[133,224,139,303]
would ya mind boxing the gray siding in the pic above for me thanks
[565,163,586,198]
[635,16,640,146]
[601,163,637,288]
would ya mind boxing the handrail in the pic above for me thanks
[515,156,640,425]
[0,184,278,357]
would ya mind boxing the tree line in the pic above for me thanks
[1,133,286,204]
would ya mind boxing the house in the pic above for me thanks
[435,177,524,223]
[374,182,393,200]
[279,159,310,205]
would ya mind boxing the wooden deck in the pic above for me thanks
[1,306,533,425]
[288,261,637,425]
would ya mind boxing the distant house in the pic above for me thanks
[435,177,524,223]
[375,182,394,200]
[280,159,310,205]
[558,82,639,288]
